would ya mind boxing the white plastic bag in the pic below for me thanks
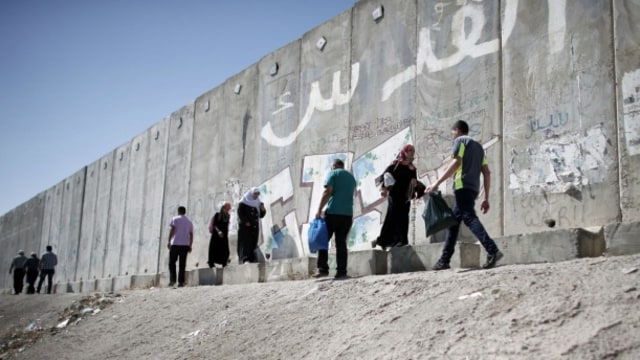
[383,172,395,187]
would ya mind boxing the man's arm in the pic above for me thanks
[188,230,194,252]
[426,157,462,193]
[480,164,491,213]
[315,185,333,219]
[9,261,13,274]
[167,226,176,250]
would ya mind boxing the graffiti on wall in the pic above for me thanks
[508,124,611,195]
[382,0,566,101]
[623,69,640,156]
[261,62,360,147]
[511,192,586,227]
[260,0,567,149]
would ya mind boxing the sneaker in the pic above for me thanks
[432,262,450,271]
[482,251,504,269]
[312,272,329,278]
[333,273,349,280]
[168,282,175,287]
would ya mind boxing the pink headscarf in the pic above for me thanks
[394,144,416,170]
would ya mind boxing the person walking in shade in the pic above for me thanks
[9,250,27,295]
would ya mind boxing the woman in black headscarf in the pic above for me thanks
[208,201,232,268]
[374,144,423,249]
[237,187,267,263]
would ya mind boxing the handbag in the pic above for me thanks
[422,191,458,236]
[308,218,329,253]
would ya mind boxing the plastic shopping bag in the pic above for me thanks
[422,191,458,236]
[308,218,329,253]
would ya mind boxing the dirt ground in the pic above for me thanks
[1,253,640,360]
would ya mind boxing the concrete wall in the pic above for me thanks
[2,0,639,289]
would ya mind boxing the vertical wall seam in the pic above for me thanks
[498,0,506,236]
[156,123,170,276]
[73,166,88,283]
[610,0,623,222]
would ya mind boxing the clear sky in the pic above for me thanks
[0,0,358,216]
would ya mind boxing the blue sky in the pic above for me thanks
[0,0,357,215]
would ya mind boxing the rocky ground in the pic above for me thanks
[1,254,640,360]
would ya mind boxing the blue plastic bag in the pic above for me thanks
[308,218,329,253]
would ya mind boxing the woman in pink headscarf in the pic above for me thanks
[373,144,421,249]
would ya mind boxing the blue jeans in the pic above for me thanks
[439,189,499,265]
[317,213,353,276]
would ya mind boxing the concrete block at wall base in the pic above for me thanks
[388,243,481,273]
[327,250,387,277]
[81,280,96,294]
[112,276,132,292]
[191,268,223,286]
[264,257,315,282]
[95,278,114,293]
[222,263,264,285]
[604,222,640,256]
[131,274,159,289]
[491,227,605,265]
[158,272,191,287]
[64,281,82,293]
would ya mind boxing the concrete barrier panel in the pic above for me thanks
[138,119,169,276]
[90,152,115,281]
[112,276,132,292]
[60,281,82,294]
[131,274,160,289]
[191,268,223,286]
[614,0,640,222]
[491,227,604,265]
[77,161,100,284]
[57,169,86,284]
[328,249,387,277]
[264,257,315,282]
[255,39,305,261]
[220,65,259,264]
[503,0,618,235]
[0,194,46,290]
[223,263,264,285]
[0,213,9,289]
[41,182,63,268]
[388,243,481,273]
[121,132,148,278]
[604,222,640,256]
[95,278,114,293]
[189,86,225,271]
[159,104,195,278]
[416,0,503,240]
[104,143,130,279]
[81,280,96,294]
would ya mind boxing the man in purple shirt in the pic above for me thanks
[167,206,194,287]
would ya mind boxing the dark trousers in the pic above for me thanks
[37,269,55,294]
[237,226,259,263]
[317,213,353,276]
[169,245,190,285]
[439,189,499,265]
[13,269,25,294]
[26,270,39,294]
